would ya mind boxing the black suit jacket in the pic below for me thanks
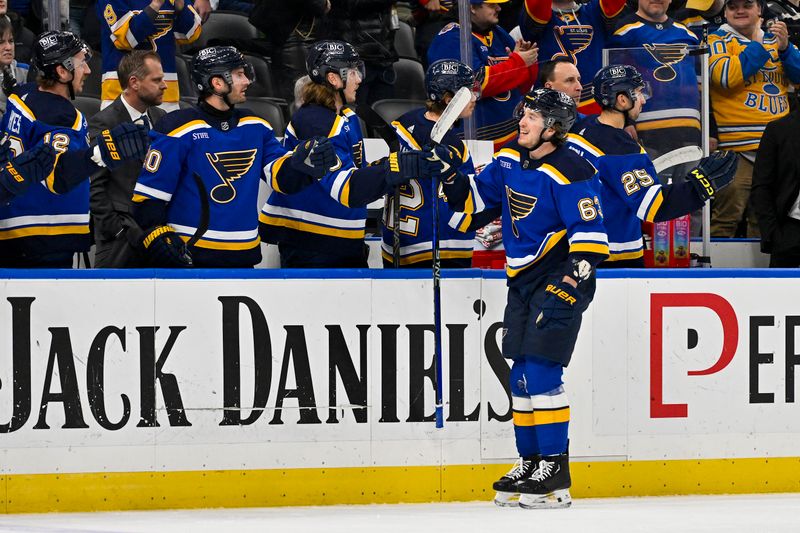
[751,111,800,254]
[88,96,166,244]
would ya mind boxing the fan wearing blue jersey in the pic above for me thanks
[427,0,540,150]
[0,31,150,267]
[609,0,701,157]
[132,46,338,268]
[438,88,609,509]
[520,0,627,114]
[567,65,738,266]
[261,40,442,268]
[381,59,487,268]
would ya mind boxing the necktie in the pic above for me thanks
[138,114,151,130]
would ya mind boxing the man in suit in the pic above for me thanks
[89,50,166,267]
[751,110,800,267]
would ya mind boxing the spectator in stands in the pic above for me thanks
[708,0,800,237]
[9,0,42,34]
[89,50,166,267]
[670,0,725,41]
[412,0,458,66]
[326,0,399,107]
[249,0,330,103]
[97,0,202,111]
[0,16,28,113]
[751,109,800,266]
[428,0,538,150]
[0,0,33,64]
[520,0,626,114]
[608,0,701,167]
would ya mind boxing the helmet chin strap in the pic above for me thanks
[56,70,76,100]
[528,127,554,153]
[611,92,636,122]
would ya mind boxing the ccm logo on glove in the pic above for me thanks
[4,161,23,183]
[544,283,577,305]
[101,129,120,161]
[690,169,713,196]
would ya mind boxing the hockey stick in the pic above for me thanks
[652,145,703,174]
[188,172,210,249]
[429,86,473,429]
[393,187,401,267]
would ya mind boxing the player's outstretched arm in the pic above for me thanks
[53,122,150,194]
[269,136,338,195]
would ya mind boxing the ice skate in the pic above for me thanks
[518,452,572,509]
[492,456,538,507]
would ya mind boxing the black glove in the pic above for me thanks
[686,150,738,202]
[141,226,193,267]
[536,281,580,330]
[288,136,338,178]
[0,143,57,203]
[2,66,16,97]
[97,122,150,170]
[384,149,441,185]
[431,144,462,184]
[0,138,12,167]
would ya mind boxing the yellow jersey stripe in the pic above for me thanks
[259,214,366,239]
[0,224,90,239]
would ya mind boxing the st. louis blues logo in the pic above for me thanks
[552,25,593,65]
[207,149,257,203]
[506,186,537,238]
[643,43,688,82]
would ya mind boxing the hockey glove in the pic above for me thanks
[0,137,12,167]
[536,281,580,330]
[141,226,193,268]
[385,149,440,186]
[431,144,462,184]
[288,136,338,178]
[0,143,57,204]
[686,150,737,202]
[1,66,16,97]
[97,122,150,170]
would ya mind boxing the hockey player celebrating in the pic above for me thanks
[381,59,479,268]
[567,64,739,266]
[0,30,150,267]
[132,45,338,268]
[437,88,609,509]
[260,40,443,268]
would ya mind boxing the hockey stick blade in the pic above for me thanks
[430,86,472,145]
[652,145,703,174]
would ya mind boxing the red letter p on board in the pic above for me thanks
[650,293,738,418]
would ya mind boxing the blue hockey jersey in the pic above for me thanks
[428,23,533,149]
[381,108,476,266]
[567,116,704,265]
[259,104,369,259]
[133,105,293,267]
[609,15,701,136]
[448,141,608,283]
[0,85,92,263]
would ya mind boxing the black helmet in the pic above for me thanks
[425,60,477,102]
[306,40,365,85]
[33,31,91,80]
[191,46,254,95]
[515,87,577,134]
[592,64,650,109]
